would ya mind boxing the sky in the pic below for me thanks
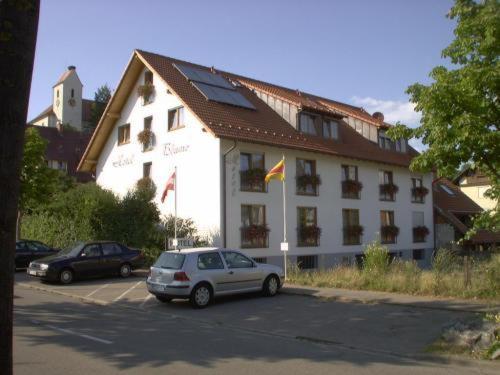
[28,0,456,148]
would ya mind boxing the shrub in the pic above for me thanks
[362,239,390,275]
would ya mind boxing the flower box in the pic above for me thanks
[298,225,322,246]
[412,186,429,198]
[137,129,155,150]
[137,83,155,103]
[379,183,399,195]
[344,225,364,237]
[240,168,267,185]
[342,179,363,196]
[241,225,270,239]
[381,225,400,237]
[413,226,429,241]
[296,174,322,189]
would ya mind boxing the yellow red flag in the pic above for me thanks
[265,159,285,183]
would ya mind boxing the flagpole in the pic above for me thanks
[174,166,178,250]
[282,154,287,281]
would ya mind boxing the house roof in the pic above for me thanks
[78,49,419,172]
[29,105,55,124]
[28,125,94,183]
[433,177,499,244]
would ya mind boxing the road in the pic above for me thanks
[14,274,498,374]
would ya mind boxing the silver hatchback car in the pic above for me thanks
[146,248,284,308]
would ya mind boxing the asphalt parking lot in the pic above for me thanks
[15,270,475,357]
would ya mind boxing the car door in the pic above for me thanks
[72,243,104,278]
[221,251,263,292]
[15,242,31,268]
[196,252,228,294]
[101,242,123,275]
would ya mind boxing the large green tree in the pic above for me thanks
[87,84,111,132]
[388,0,499,234]
[0,1,40,373]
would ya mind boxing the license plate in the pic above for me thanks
[28,270,36,276]
[152,283,164,292]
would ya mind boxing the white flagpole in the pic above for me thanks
[282,155,287,281]
[174,166,178,250]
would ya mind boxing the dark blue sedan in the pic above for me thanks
[27,241,144,284]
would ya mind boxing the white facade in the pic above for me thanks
[95,67,435,268]
[53,68,83,130]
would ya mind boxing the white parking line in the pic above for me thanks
[85,283,110,298]
[139,293,154,309]
[113,281,143,302]
[31,320,113,345]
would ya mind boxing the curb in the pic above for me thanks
[281,285,500,314]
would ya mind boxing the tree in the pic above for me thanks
[87,84,111,132]
[0,1,40,374]
[388,0,499,234]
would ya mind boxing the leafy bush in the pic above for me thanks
[362,239,390,275]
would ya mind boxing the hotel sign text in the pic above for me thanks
[163,143,190,157]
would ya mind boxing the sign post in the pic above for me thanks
[282,155,287,281]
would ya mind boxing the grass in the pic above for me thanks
[287,242,500,301]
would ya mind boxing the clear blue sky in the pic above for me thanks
[28,0,455,129]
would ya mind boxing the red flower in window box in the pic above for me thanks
[380,183,399,195]
[413,226,429,238]
[137,83,155,102]
[344,225,364,237]
[412,186,429,198]
[296,174,322,189]
[241,225,270,240]
[381,225,400,237]
[240,168,267,184]
[342,180,363,194]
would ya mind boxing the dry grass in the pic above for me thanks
[288,249,500,301]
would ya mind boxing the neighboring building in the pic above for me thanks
[433,177,499,252]
[78,49,435,268]
[454,167,498,211]
[29,66,93,131]
[27,124,94,183]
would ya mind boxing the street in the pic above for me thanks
[14,273,498,374]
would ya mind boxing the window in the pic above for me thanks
[380,210,396,244]
[299,113,317,135]
[222,251,254,269]
[440,184,455,196]
[379,131,394,150]
[153,252,185,269]
[144,70,153,85]
[101,243,123,256]
[57,90,59,98]
[322,119,338,140]
[81,244,101,258]
[411,177,425,203]
[71,89,74,98]
[296,158,319,195]
[297,255,317,270]
[26,241,50,252]
[379,170,396,201]
[118,124,130,145]
[240,152,266,192]
[413,249,424,261]
[143,162,152,178]
[198,252,224,270]
[168,107,184,131]
[297,207,319,246]
[342,209,361,245]
[341,165,361,199]
[241,205,268,248]
[412,211,427,243]
[253,257,267,264]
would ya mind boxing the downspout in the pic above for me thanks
[222,140,237,248]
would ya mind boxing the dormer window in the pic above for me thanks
[299,113,317,136]
[322,119,338,140]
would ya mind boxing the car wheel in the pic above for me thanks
[59,269,74,285]
[190,283,212,309]
[263,275,280,297]
[156,295,172,303]
[119,263,131,278]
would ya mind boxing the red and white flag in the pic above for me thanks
[161,171,176,203]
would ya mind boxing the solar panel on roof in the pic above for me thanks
[173,63,255,110]
[193,82,256,110]
[174,63,234,90]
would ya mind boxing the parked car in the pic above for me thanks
[146,248,284,308]
[27,241,144,284]
[16,240,59,269]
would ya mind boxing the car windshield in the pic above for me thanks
[58,242,85,257]
[153,252,185,269]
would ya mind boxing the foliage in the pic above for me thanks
[87,84,111,131]
[381,225,400,238]
[379,183,399,195]
[137,83,154,102]
[135,177,157,200]
[241,224,270,240]
[296,174,322,189]
[288,253,500,300]
[342,179,363,194]
[240,168,267,184]
[137,128,154,149]
[298,225,322,239]
[21,183,161,250]
[387,0,500,234]
[362,239,390,275]
[20,127,61,211]
[412,186,429,198]
[344,224,364,237]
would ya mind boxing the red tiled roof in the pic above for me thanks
[28,125,94,183]
[433,178,499,244]
[137,50,416,167]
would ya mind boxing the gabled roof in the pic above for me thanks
[53,66,81,87]
[433,177,499,244]
[29,105,54,124]
[78,49,418,172]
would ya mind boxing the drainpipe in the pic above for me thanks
[222,140,237,248]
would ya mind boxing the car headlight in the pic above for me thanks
[39,264,49,271]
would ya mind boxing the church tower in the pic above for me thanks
[52,65,83,130]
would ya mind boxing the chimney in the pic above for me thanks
[372,111,384,122]
[67,65,76,71]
